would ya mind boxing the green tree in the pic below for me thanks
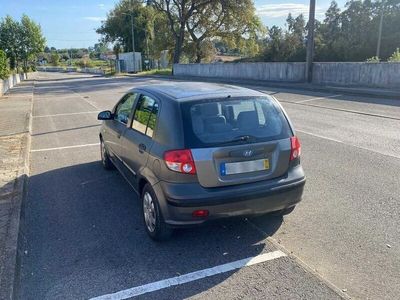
[262,0,400,62]
[50,52,60,66]
[284,14,306,61]
[185,0,264,62]
[0,49,10,79]
[20,15,46,71]
[262,14,306,62]
[339,0,375,61]
[97,0,171,59]
[0,15,45,71]
[263,26,284,61]
[0,16,22,69]
[315,1,342,61]
[152,0,216,63]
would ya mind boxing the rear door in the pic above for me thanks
[182,97,293,188]
[103,92,137,160]
[120,93,159,188]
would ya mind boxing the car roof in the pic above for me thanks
[130,81,266,102]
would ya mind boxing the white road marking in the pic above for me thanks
[31,143,99,152]
[297,129,400,159]
[90,250,286,300]
[67,88,100,109]
[33,111,100,118]
[36,85,100,110]
[296,130,343,144]
[295,94,343,103]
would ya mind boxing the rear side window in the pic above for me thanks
[181,97,291,148]
[131,95,159,137]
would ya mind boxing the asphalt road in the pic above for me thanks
[18,72,399,300]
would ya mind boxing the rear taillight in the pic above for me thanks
[290,136,301,161]
[164,149,197,174]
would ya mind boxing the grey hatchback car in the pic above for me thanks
[98,82,305,240]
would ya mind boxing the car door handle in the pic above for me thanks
[138,143,146,153]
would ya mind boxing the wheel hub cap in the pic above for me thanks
[143,192,156,232]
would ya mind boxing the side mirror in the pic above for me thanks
[97,110,113,120]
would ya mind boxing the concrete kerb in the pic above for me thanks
[0,82,33,300]
[0,134,30,300]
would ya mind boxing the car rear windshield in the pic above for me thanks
[180,96,292,148]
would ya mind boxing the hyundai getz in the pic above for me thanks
[97,82,305,240]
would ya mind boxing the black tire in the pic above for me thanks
[142,184,173,241]
[100,139,114,170]
[271,206,296,217]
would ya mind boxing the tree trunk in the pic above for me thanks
[195,42,202,63]
[10,56,16,70]
[173,24,185,64]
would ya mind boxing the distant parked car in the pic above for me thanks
[98,82,305,240]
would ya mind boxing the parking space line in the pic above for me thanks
[296,130,343,143]
[33,111,100,118]
[90,250,286,300]
[295,94,343,103]
[67,88,100,109]
[31,143,99,152]
[297,129,400,159]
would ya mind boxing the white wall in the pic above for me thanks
[173,62,400,89]
[0,73,29,96]
[173,63,306,82]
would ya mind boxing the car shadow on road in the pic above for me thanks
[19,161,283,300]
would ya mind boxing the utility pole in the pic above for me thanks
[130,13,136,72]
[69,48,72,66]
[376,0,384,59]
[306,0,316,83]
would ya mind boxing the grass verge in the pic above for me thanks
[137,68,172,76]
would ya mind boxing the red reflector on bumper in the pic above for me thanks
[192,210,209,218]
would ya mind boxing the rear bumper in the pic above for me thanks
[153,166,305,226]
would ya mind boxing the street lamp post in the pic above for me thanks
[306,0,316,83]
[376,0,384,59]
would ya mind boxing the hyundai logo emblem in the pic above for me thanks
[243,150,254,157]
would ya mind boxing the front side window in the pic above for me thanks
[131,95,159,137]
[114,93,137,124]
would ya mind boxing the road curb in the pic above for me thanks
[0,83,33,300]
[0,133,31,300]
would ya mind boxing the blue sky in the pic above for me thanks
[1,0,346,49]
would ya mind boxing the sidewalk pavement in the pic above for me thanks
[128,74,400,99]
[0,79,34,300]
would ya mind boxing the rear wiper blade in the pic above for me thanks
[213,135,257,146]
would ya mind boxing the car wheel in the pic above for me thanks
[272,206,296,216]
[142,184,172,241]
[100,139,114,170]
